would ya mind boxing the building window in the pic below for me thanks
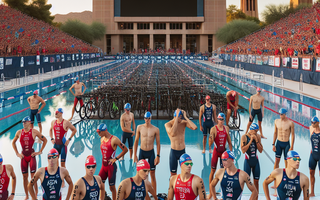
[170,23,182,30]
[186,23,201,30]
[106,35,111,54]
[153,23,166,30]
[118,23,133,30]
[208,35,213,53]
[137,23,150,29]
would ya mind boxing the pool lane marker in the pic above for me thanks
[178,60,310,130]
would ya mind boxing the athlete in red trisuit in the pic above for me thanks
[0,154,17,200]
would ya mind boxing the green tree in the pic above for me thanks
[3,0,28,12]
[227,5,246,23]
[60,20,93,44]
[26,0,54,24]
[216,19,260,44]
[90,22,106,41]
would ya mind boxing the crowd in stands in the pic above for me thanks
[0,5,99,57]
[223,2,320,57]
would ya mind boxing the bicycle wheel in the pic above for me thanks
[85,101,95,118]
[98,101,106,119]
[234,111,241,129]
[75,102,80,113]
[109,102,118,119]
[79,105,86,120]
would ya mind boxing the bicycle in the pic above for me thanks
[228,107,241,129]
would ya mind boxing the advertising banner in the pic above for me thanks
[268,56,274,66]
[316,57,320,72]
[5,58,12,65]
[0,58,3,70]
[302,57,311,71]
[291,57,299,69]
[36,55,40,65]
[274,56,280,67]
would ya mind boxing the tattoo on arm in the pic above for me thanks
[30,177,35,184]
[247,177,253,185]
[41,135,44,138]
[307,189,309,197]
[200,181,205,199]
[117,185,122,200]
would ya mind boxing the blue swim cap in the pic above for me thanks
[124,103,131,110]
[75,77,79,81]
[56,108,64,113]
[250,122,259,130]
[97,123,107,132]
[179,153,192,166]
[221,150,235,160]
[311,116,319,123]
[287,151,300,159]
[0,154,2,163]
[144,111,152,118]
[279,108,287,114]
[22,116,31,122]
[174,110,183,117]
[218,113,225,120]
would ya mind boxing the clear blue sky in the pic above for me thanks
[47,0,314,19]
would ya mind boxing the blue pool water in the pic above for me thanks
[0,60,319,197]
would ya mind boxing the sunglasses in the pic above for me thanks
[222,158,229,161]
[86,165,96,169]
[218,118,224,121]
[48,155,58,159]
[142,169,150,172]
[144,117,151,120]
[184,162,193,166]
[290,157,301,161]
[55,111,62,115]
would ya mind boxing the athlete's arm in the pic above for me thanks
[213,105,218,124]
[69,84,76,96]
[110,137,128,165]
[167,176,176,200]
[132,113,136,136]
[49,120,55,144]
[38,97,46,113]
[290,121,295,151]
[71,179,84,200]
[199,105,204,131]
[182,110,197,130]
[263,169,280,200]
[81,83,87,95]
[12,130,23,159]
[27,96,31,104]
[120,114,133,133]
[65,121,77,146]
[32,129,47,156]
[235,94,239,108]
[116,181,127,200]
[301,174,310,200]
[256,135,263,153]
[249,96,252,119]
[96,176,105,200]
[211,169,223,200]
[226,92,235,109]
[261,97,265,117]
[165,119,178,137]
[154,127,161,166]
[272,120,278,152]
[28,168,44,200]
[226,126,232,151]
[242,171,258,200]
[196,177,206,200]
[145,180,158,200]
[7,165,16,200]
[133,125,141,163]
[209,127,216,147]
[63,168,74,200]
[240,134,251,153]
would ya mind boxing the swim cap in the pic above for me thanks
[256,88,262,92]
[48,148,59,156]
[136,159,150,171]
[174,110,183,117]
[311,116,319,123]
[279,108,287,114]
[250,122,259,130]
[232,91,237,96]
[205,95,211,100]
[56,108,64,113]
[0,154,3,163]
[75,77,79,81]
[179,153,192,166]
[33,90,38,95]
[287,151,300,160]
[144,111,152,118]
[85,155,97,166]
[22,116,31,122]
[221,150,235,160]
[124,103,131,110]
[217,113,225,120]
[97,123,107,132]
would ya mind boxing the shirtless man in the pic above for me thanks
[69,76,87,121]
[309,116,320,197]
[116,159,158,200]
[273,108,295,169]
[27,90,46,134]
[241,123,263,193]
[168,154,206,200]
[28,148,73,200]
[199,95,218,153]
[245,88,266,139]
[208,113,232,199]
[49,108,77,168]
[0,154,16,200]
[12,116,47,200]
[210,150,258,200]
[133,111,160,194]
[263,151,310,200]
[165,109,197,176]
[72,155,105,200]
[120,103,136,159]
[226,90,239,127]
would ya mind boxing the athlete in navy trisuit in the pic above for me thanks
[28,148,73,200]
[308,116,320,197]
[263,151,309,200]
[72,155,105,200]
[210,150,258,200]
[240,122,263,193]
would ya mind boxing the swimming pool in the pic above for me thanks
[0,60,319,197]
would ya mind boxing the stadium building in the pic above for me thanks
[92,0,226,54]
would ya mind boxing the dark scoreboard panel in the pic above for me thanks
[120,0,198,17]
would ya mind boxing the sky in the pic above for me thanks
[46,0,313,19]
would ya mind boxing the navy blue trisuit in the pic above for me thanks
[276,169,302,200]
[221,169,243,200]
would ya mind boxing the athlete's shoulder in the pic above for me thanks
[94,175,102,182]
[299,172,309,182]
[169,174,178,184]
[75,177,86,187]
[120,177,131,186]
[192,174,203,183]
[60,166,70,175]
[4,164,14,171]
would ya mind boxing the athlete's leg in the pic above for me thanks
[245,109,255,134]
[149,150,157,194]
[245,121,252,134]
[284,142,290,168]
[30,156,38,195]
[243,159,251,177]
[108,164,117,200]
[202,135,207,154]
[169,149,177,176]
[129,136,133,159]
[150,170,157,194]
[69,97,78,121]
[226,109,231,126]
[208,150,219,199]
[22,173,29,200]
[309,153,317,196]
[257,109,265,138]
[253,161,260,193]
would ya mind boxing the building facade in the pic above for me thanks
[240,0,258,18]
[92,0,226,54]
[290,0,313,8]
